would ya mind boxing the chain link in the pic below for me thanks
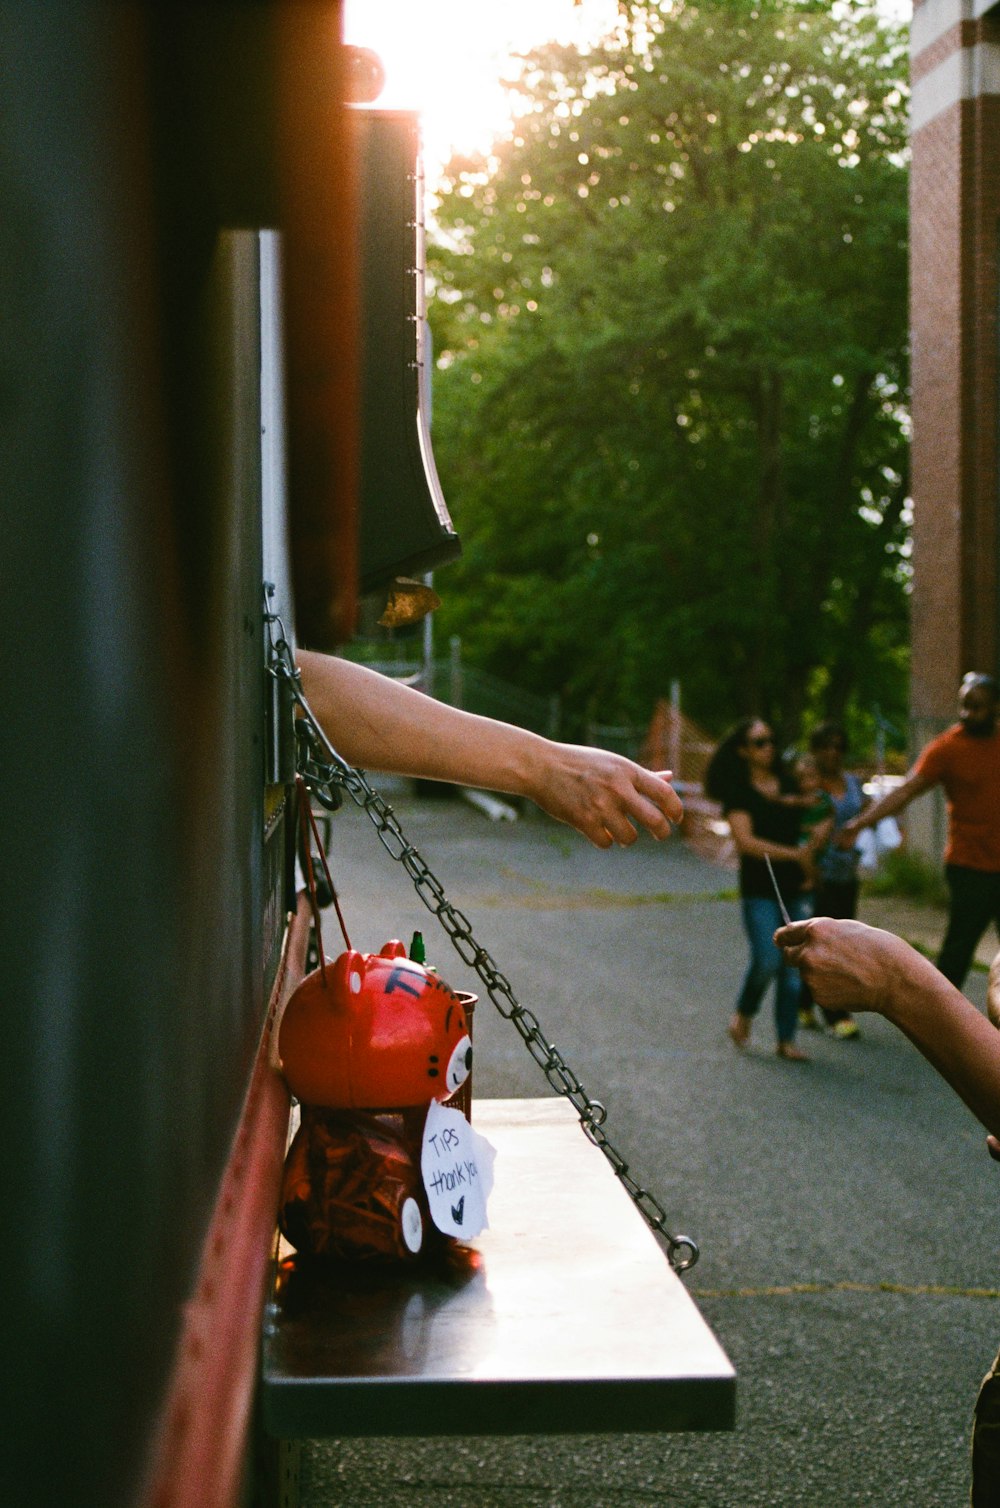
[265,625,698,1273]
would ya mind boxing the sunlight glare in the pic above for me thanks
[344,1,912,187]
[344,0,620,181]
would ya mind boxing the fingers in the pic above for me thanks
[581,764,680,847]
[624,794,675,841]
[596,810,640,847]
[774,919,817,976]
[642,770,686,825]
[987,1134,1000,1163]
[616,770,683,841]
[541,748,681,846]
[987,950,1000,1029]
[774,919,814,948]
[772,917,895,1014]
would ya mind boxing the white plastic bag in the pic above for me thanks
[856,816,902,874]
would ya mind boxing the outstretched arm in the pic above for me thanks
[776,917,1000,1140]
[838,768,932,846]
[296,650,683,849]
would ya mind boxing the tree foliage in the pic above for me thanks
[426,0,910,743]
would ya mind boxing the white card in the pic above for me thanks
[421,1100,496,1239]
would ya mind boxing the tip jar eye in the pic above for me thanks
[445,1035,473,1092]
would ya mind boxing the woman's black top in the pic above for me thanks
[723,783,803,901]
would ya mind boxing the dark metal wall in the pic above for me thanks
[1,9,274,1505]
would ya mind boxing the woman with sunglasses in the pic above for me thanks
[705,718,821,1060]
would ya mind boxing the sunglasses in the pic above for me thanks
[748,735,775,747]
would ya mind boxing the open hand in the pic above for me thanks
[530,744,683,849]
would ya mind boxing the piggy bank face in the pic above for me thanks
[278,941,473,1110]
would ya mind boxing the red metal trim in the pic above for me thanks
[139,896,311,1508]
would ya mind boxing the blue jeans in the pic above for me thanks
[736,895,809,1045]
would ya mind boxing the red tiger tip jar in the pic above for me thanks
[277,939,473,1110]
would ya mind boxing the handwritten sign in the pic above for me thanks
[421,1100,496,1239]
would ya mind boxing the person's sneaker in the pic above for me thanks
[832,1018,860,1040]
[799,1007,821,1030]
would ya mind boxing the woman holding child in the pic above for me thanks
[796,722,868,1040]
[705,718,826,1061]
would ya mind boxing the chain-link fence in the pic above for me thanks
[350,654,559,737]
[350,650,735,865]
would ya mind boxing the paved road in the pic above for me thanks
[300,784,999,1508]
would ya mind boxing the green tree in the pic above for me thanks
[427,0,910,743]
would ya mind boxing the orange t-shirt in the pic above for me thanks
[913,723,1000,870]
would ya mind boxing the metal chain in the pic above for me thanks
[265,620,698,1273]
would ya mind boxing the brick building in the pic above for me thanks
[907,0,1000,857]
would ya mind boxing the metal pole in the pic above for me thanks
[874,703,886,777]
[669,679,682,779]
[422,571,434,693]
[450,633,463,709]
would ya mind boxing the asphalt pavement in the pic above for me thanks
[299,782,1000,1508]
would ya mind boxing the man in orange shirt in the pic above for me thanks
[841,673,1000,988]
